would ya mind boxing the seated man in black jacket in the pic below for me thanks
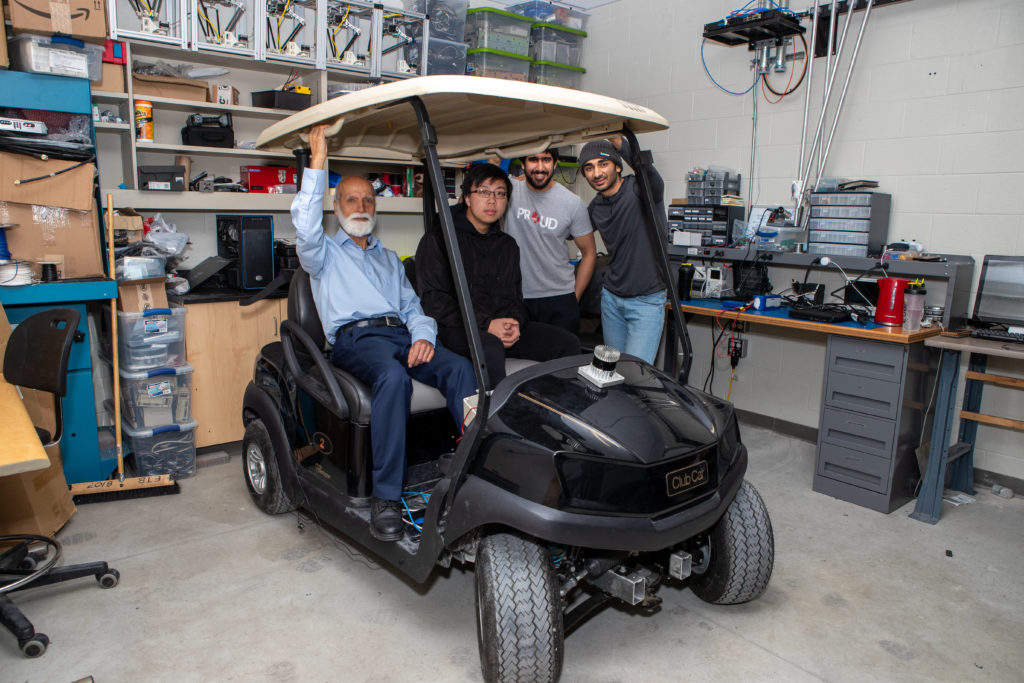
[415,163,580,388]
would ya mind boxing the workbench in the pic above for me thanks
[675,299,940,512]
[0,375,49,477]
[910,335,1024,524]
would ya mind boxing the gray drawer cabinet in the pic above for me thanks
[813,336,935,512]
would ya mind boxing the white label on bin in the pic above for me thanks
[147,181,171,190]
[49,50,89,78]
[144,318,169,334]
[147,380,172,398]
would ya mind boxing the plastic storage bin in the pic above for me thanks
[403,0,468,41]
[120,363,193,428]
[467,49,532,81]
[7,34,104,81]
[807,242,870,258]
[809,230,870,245]
[123,420,198,479]
[403,37,468,75]
[509,1,589,30]
[808,218,871,232]
[810,205,872,219]
[529,23,586,68]
[115,256,166,281]
[529,60,585,89]
[809,192,874,206]
[117,307,187,369]
[465,7,533,55]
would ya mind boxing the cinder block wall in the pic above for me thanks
[582,0,1024,479]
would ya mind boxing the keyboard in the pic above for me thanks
[969,328,1024,344]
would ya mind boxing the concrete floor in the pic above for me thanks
[5,424,1022,682]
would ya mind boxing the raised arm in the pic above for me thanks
[292,125,330,276]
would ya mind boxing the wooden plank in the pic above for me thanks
[677,303,940,344]
[0,378,50,476]
[965,371,1024,390]
[960,410,1024,432]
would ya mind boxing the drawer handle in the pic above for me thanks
[846,421,865,428]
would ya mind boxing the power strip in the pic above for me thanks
[0,117,48,135]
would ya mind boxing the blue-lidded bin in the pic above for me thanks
[122,420,198,479]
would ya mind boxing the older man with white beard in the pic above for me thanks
[291,125,476,542]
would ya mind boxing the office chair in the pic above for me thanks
[1,308,119,658]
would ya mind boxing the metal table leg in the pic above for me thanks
[910,349,961,524]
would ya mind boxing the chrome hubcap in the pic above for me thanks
[246,442,267,494]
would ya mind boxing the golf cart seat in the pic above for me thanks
[286,268,450,420]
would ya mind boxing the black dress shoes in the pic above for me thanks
[370,498,404,541]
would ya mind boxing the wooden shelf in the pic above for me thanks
[91,90,130,102]
[134,142,296,159]
[94,121,131,133]
[101,188,423,213]
[134,95,297,119]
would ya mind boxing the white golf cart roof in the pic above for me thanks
[255,75,668,163]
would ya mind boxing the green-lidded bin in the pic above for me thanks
[529,59,585,89]
[466,48,533,81]
[529,22,586,68]
[465,7,534,56]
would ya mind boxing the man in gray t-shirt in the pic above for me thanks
[505,147,597,334]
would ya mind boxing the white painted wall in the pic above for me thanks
[580,0,1024,479]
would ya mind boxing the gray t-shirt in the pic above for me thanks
[506,178,593,299]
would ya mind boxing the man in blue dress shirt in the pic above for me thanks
[292,125,476,542]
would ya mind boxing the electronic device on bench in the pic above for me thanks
[788,306,851,324]
[216,215,275,290]
[968,254,1024,344]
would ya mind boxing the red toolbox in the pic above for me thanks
[240,165,298,193]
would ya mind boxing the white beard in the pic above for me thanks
[338,211,376,237]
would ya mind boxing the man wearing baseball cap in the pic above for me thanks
[578,136,667,364]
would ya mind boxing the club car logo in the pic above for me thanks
[665,461,708,497]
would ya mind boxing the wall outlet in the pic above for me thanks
[728,337,747,358]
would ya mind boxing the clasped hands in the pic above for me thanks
[487,318,521,348]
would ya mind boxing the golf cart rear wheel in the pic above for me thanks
[690,479,774,605]
[475,533,563,683]
[243,419,296,515]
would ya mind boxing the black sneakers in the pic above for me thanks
[370,498,403,541]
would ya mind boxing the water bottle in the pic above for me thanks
[678,263,695,302]
[992,484,1015,499]
[904,284,926,331]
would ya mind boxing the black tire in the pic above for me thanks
[243,420,296,515]
[689,480,774,605]
[97,569,120,588]
[475,533,563,683]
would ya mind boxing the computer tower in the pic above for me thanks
[216,215,275,290]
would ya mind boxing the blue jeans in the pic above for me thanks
[600,288,666,364]
[331,326,476,501]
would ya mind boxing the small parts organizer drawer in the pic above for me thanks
[827,337,906,383]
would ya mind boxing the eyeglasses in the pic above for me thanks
[470,188,508,200]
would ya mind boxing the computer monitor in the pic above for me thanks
[972,255,1024,328]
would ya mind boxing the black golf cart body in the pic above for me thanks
[244,76,773,681]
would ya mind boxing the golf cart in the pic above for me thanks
[243,76,774,682]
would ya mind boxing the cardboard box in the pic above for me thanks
[210,84,240,105]
[112,209,144,232]
[0,201,105,278]
[0,7,8,68]
[0,153,95,211]
[96,61,126,93]
[0,442,77,536]
[117,276,167,312]
[132,73,210,102]
[6,0,108,43]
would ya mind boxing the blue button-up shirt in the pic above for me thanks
[291,169,437,346]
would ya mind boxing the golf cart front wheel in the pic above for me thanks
[242,419,296,515]
[475,533,563,683]
[689,479,774,605]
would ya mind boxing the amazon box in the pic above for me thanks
[0,201,105,278]
[7,0,108,43]
[132,73,209,102]
[117,276,167,312]
[0,442,76,536]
